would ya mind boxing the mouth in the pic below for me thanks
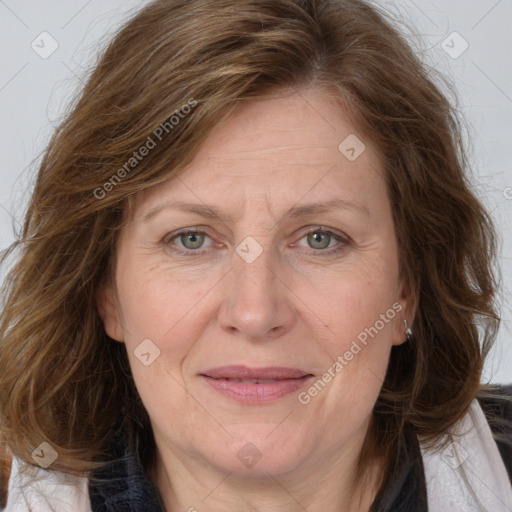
[199,366,314,403]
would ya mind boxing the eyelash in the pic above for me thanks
[162,227,350,257]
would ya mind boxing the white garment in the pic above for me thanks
[4,457,91,512]
[3,399,512,511]
[421,400,512,512]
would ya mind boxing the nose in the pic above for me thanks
[217,241,296,341]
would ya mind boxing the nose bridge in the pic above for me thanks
[217,235,295,339]
[232,235,278,304]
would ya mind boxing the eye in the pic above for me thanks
[306,231,334,250]
[179,231,207,250]
[294,228,349,255]
[164,229,213,255]
[163,227,350,257]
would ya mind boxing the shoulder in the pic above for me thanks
[3,456,91,512]
[478,383,512,483]
[3,428,163,512]
[418,393,512,512]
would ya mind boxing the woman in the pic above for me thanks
[0,0,511,510]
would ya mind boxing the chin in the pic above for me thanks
[200,425,308,477]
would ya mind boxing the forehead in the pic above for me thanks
[131,87,386,219]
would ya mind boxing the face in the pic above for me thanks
[98,87,413,480]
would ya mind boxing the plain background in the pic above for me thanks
[0,0,510,383]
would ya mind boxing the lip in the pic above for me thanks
[200,365,314,403]
[201,365,310,380]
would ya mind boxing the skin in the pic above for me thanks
[98,86,415,512]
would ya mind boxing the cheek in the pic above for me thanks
[118,267,207,427]
[316,282,397,402]
[309,252,400,348]
[115,253,216,351]
[330,280,398,347]
[300,259,399,420]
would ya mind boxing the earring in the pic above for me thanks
[404,319,413,341]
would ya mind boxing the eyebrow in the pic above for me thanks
[142,198,370,224]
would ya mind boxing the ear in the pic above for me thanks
[392,275,418,347]
[96,284,125,342]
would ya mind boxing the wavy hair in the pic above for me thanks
[0,0,501,496]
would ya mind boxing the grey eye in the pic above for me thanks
[179,232,205,250]
[307,231,333,250]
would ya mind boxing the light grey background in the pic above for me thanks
[0,0,510,383]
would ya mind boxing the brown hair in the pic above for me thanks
[0,0,501,497]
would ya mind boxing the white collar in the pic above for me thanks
[421,399,512,512]
[5,456,91,511]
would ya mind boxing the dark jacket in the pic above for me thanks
[89,386,512,512]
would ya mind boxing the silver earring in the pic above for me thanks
[404,320,413,341]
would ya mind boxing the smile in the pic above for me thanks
[200,366,314,403]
